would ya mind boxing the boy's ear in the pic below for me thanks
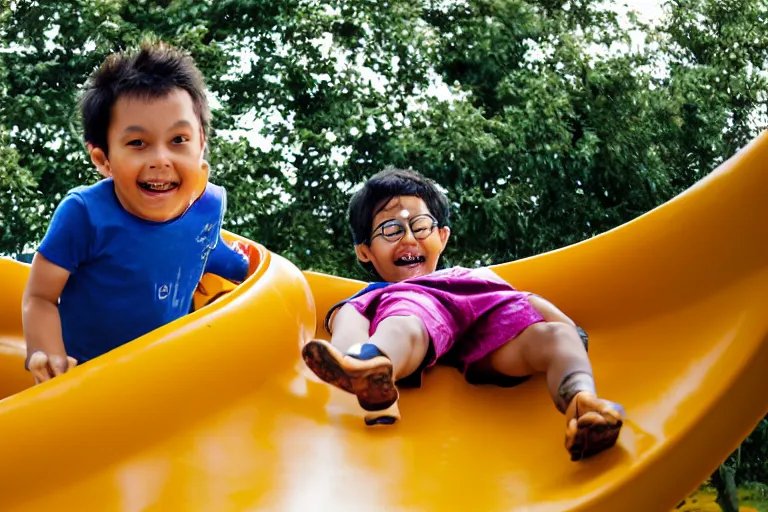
[438,226,451,252]
[354,244,373,263]
[193,160,211,200]
[89,145,111,178]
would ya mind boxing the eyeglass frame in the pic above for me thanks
[368,213,440,244]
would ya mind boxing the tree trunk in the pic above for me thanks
[711,464,739,512]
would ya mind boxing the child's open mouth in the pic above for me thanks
[394,254,426,266]
[138,181,179,193]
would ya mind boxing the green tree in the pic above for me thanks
[0,127,35,253]
[3,0,766,273]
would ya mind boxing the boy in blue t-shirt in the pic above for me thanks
[21,42,250,384]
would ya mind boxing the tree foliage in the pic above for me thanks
[728,418,768,483]
[3,0,766,272]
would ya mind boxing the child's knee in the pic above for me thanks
[526,294,577,326]
[529,321,582,348]
[377,315,427,347]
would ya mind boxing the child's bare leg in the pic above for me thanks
[480,321,593,410]
[366,315,429,380]
[302,304,370,395]
[473,296,624,460]
[328,303,371,353]
[525,295,590,350]
[355,315,429,425]
[526,294,576,326]
[302,305,428,422]
[314,305,427,381]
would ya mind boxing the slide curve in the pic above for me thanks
[0,131,767,511]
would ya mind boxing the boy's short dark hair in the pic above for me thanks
[349,166,451,246]
[80,41,210,156]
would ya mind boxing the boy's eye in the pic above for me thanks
[411,217,435,233]
[126,139,144,147]
[172,135,189,144]
[382,224,404,237]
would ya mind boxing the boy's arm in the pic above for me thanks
[22,193,90,382]
[21,253,74,381]
[204,234,251,284]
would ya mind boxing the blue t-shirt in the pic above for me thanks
[37,179,248,364]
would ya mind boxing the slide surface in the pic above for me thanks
[0,132,767,511]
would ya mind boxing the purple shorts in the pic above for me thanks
[345,267,546,387]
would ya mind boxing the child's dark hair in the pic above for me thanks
[79,41,210,156]
[348,166,451,277]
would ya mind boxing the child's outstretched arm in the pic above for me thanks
[21,253,77,383]
[204,234,252,284]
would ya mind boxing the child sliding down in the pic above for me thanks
[302,167,624,461]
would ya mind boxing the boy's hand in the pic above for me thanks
[230,240,251,259]
[22,252,73,384]
[27,351,78,384]
[231,240,260,278]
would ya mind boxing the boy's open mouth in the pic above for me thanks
[138,181,179,193]
[394,254,426,266]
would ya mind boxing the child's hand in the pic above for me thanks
[231,240,259,279]
[27,351,77,385]
[230,240,251,259]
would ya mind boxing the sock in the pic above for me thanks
[557,372,596,413]
[576,326,589,352]
[346,343,386,361]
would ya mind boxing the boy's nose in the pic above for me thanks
[149,147,173,169]
[400,229,417,245]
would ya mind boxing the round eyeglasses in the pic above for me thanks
[369,214,439,243]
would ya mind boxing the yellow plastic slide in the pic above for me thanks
[0,132,767,512]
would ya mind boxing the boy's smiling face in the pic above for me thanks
[355,195,450,282]
[90,88,207,222]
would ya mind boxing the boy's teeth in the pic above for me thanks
[140,182,176,191]
[394,255,426,266]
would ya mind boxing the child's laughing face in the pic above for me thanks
[89,88,208,222]
[355,195,450,282]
